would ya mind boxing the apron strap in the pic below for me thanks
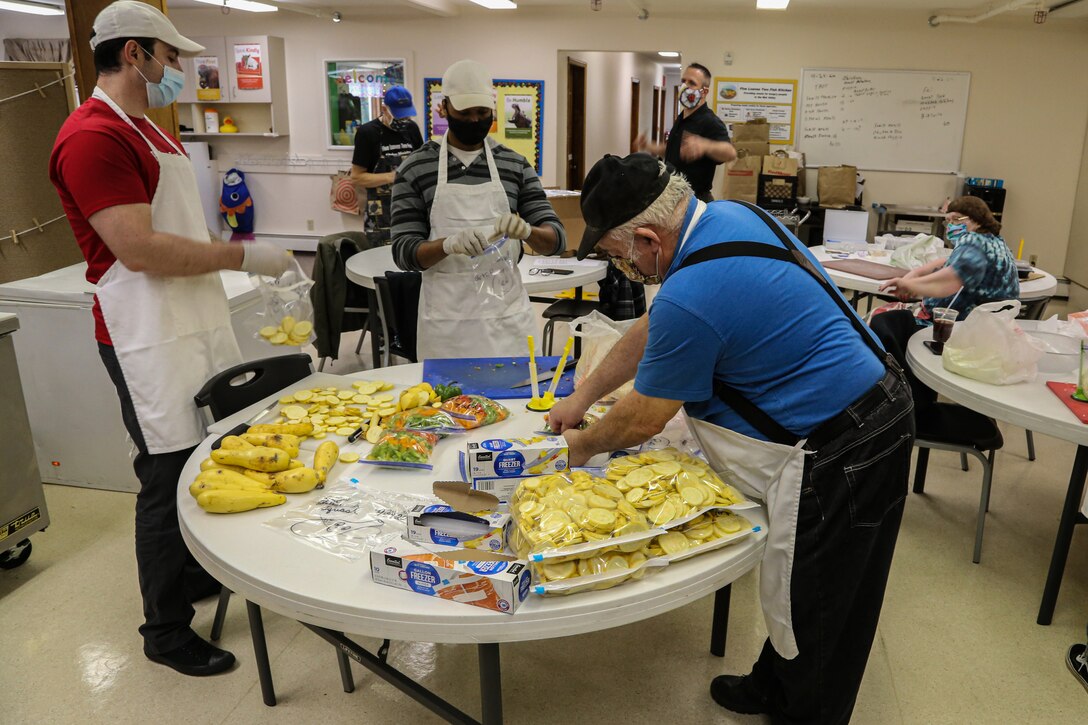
[673,203,890,446]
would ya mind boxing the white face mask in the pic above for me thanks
[679,85,704,110]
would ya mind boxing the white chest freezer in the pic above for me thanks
[0,263,298,493]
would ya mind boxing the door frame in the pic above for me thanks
[630,78,640,153]
[566,59,587,190]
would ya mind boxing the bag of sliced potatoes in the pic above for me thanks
[602,448,758,529]
[252,255,316,347]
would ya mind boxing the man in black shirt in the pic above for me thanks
[637,62,735,202]
[351,85,424,245]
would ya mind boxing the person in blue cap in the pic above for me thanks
[350,85,424,245]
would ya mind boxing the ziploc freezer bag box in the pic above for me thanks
[370,540,531,614]
[465,436,569,500]
[405,505,511,552]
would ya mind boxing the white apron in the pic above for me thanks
[92,87,242,454]
[416,135,535,360]
[674,199,807,659]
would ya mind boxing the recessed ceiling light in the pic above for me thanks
[658,51,680,58]
[470,0,518,8]
[757,0,790,9]
[193,0,278,12]
[0,0,64,15]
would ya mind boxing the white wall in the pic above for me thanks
[35,7,1079,277]
[0,12,68,60]
[556,51,665,184]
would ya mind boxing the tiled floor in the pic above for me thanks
[2,297,1086,723]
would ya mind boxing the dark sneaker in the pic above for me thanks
[145,635,236,676]
[710,674,769,715]
[1068,643,1088,694]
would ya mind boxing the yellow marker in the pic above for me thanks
[1017,238,1024,260]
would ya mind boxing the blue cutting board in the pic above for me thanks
[422,356,575,399]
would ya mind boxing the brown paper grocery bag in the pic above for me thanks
[723,155,762,203]
[763,153,799,177]
[731,118,770,143]
[817,165,857,208]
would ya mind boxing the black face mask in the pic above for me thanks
[447,113,493,146]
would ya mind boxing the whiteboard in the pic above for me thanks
[798,68,970,173]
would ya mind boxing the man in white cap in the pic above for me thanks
[49,1,291,677]
[390,59,566,359]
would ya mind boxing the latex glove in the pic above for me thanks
[241,241,292,277]
[493,213,532,241]
[442,229,490,257]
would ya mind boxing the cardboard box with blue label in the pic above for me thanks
[370,540,531,614]
[466,435,569,499]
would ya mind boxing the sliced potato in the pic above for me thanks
[339,452,360,463]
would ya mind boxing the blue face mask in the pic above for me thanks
[947,223,968,243]
[136,48,185,108]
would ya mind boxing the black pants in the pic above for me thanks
[98,343,206,654]
[749,366,914,724]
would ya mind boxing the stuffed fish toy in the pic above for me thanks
[220,168,255,234]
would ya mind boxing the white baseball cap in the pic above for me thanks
[90,1,205,56]
[442,59,494,111]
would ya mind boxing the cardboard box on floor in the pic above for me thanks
[371,482,532,614]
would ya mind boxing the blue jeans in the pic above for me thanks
[750,365,914,724]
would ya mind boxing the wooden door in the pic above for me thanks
[566,60,587,190]
[651,86,661,143]
[629,79,640,153]
[64,0,179,136]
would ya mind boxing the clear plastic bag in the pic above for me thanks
[570,310,639,404]
[508,470,662,561]
[442,395,510,429]
[529,553,668,596]
[602,448,758,529]
[470,236,518,313]
[889,234,945,271]
[360,429,439,470]
[942,300,1043,385]
[386,406,466,437]
[646,510,759,563]
[253,255,315,347]
[262,482,436,560]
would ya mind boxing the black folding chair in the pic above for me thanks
[193,354,314,704]
[373,271,421,366]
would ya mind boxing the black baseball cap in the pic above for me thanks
[576,153,672,259]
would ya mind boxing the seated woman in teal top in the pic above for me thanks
[870,195,1019,409]
[878,195,1019,321]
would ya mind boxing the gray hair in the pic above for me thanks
[608,163,693,256]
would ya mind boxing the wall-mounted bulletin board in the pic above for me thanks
[713,77,797,145]
[423,78,545,175]
[0,62,83,284]
[797,68,971,173]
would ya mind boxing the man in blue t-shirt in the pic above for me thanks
[550,154,914,724]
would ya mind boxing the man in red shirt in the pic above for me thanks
[49,1,290,677]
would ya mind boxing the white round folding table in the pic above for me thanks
[179,363,767,723]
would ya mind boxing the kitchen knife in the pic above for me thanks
[511,358,578,388]
[210,399,280,450]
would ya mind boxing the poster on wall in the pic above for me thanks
[194,56,221,101]
[233,44,263,91]
[424,78,544,175]
[324,59,407,148]
[713,77,797,144]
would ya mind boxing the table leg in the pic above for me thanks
[478,643,504,725]
[246,600,276,707]
[710,584,732,657]
[573,285,585,359]
[367,288,382,369]
[1038,444,1088,625]
[336,633,355,693]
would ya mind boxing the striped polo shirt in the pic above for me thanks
[390,138,566,271]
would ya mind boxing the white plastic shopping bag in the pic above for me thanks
[889,234,945,271]
[941,300,1044,385]
[571,310,638,403]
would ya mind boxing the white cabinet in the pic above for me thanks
[178,35,288,138]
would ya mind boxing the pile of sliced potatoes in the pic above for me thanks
[271,380,398,441]
[259,316,313,346]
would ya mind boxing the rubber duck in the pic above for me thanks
[219,117,239,133]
